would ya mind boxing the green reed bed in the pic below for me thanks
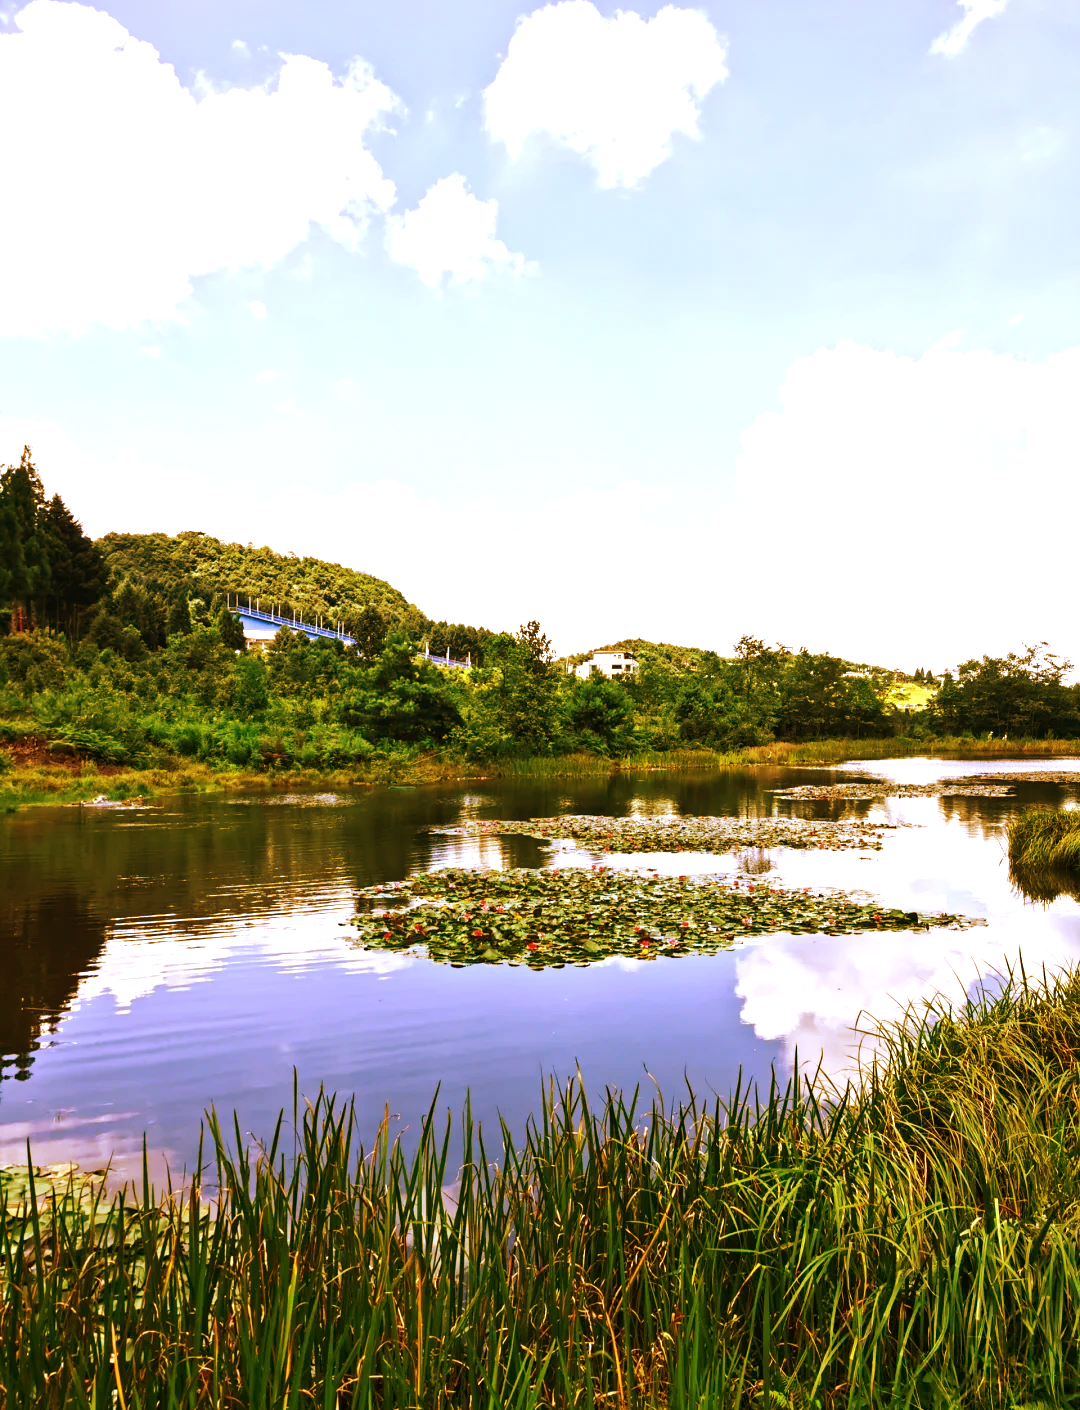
[7,971,1080,1408]
[767,736,1080,765]
[1009,807,1080,872]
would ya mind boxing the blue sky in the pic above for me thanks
[0,0,1077,668]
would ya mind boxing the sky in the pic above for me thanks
[0,0,1077,670]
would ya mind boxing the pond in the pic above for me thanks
[3,758,1080,1181]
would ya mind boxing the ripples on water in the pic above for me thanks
[3,763,1080,1179]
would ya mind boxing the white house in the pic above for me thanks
[573,649,639,680]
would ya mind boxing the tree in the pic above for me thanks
[0,447,51,631]
[341,633,461,743]
[217,605,247,651]
[167,597,193,637]
[567,674,635,754]
[40,493,106,637]
[352,603,388,659]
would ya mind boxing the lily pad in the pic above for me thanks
[345,867,982,970]
[431,813,897,854]
[775,780,1013,801]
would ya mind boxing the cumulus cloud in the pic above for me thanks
[730,339,1080,666]
[930,0,1009,57]
[385,173,530,288]
[0,0,399,337]
[245,300,268,320]
[484,0,728,189]
[8,336,1080,668]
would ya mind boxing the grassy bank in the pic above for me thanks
[5,734,1080,810]
[0,745,753,808]
[747,735,1080,765]
[6,972,1080,1406]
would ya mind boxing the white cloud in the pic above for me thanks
[930,0,1009,57]
[484,0,728,189]
[276,397,299,415]
[385,173,530,288]
[231,38,249,57]
[0,0,400,337]
[139,344,161,358]
[8,336,1080,670]
[729,339,1080,667]
[245,300,268,320]
[255,367,283,381]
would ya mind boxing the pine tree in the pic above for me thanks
[0,447,51,631]
[41,493,106,637]
[217,604,247,651]
[353,603,388,659]
[166,596,192,636]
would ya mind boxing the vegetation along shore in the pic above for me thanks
[4,452,1080,805]
[4,971,1080,1406]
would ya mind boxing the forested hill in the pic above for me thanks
[98,532,418,627]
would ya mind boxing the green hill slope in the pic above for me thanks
[97,531,419,626]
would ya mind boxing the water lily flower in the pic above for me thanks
[527,942,538,950]
[413,923,425,934]
[472,928,484,937]
[382,929,392,939]
[680,921,690,930]
[496,905,506,913]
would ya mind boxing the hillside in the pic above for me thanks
[97,531,419,626]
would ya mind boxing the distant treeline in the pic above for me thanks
[2,453,1079,770]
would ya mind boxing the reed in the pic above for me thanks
[752,736,1080,765]
[492,748,748,778]
[6,970,1080,1407]
[1010,808,1080,868]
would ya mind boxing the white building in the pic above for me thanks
[573,648,639,680]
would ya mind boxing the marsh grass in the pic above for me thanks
[761,736,1080,765]
[6,971,1080,1407]
[1008,809,1080,904]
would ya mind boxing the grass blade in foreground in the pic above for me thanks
[5,971,1080,1405]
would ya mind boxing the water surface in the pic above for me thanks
[3,761,1080,1178]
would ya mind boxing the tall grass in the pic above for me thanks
[492,748,749,778]
[7,970,1080,1406]
[752,736,1080,765]
[1008,808,1080,904]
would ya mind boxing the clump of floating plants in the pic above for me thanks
[345,866,981,968]
[775,779,1014,801]
[432,812,896,853]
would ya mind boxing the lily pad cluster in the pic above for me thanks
[431,813,896,854]
[967,771,1080,785]
[775,780,1013,801]
[345,867,982,970]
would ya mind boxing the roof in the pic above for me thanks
[589,648,638,659]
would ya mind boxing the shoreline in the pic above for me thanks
[5,734,1080,808]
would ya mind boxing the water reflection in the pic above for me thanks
[3,763,1080,1176]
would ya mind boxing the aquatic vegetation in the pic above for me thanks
[1009,808,1080,871]
[345,865,980,969]
[7,972,1080,1406]
[776,778,1015,800]
[432,811,897,853]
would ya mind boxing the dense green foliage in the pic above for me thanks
[6,972,1080,1406]
[4,463,1080,769]
[0,448,106,636]
[932,643,1080,738]
[98,529,416,630]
